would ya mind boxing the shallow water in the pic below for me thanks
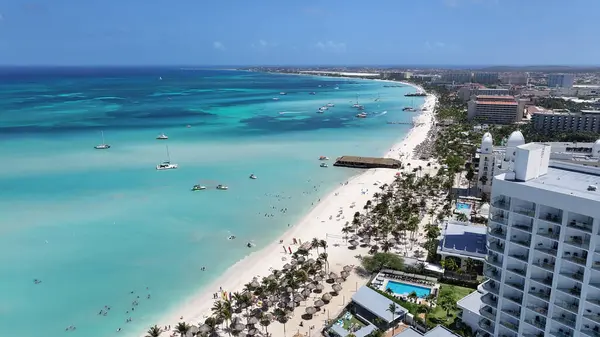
[0,68,422,337]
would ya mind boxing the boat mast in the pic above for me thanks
[101,131,105,144]
[166,145,171,162]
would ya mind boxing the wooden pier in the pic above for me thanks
[333,156,401,169]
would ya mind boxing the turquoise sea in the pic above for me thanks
[0,68,422,337]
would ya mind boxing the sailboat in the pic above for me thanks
[156,145,178,170]
[94,131,111,149]
[352,94,364,110]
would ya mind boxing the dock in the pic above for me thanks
[333,156,401,169]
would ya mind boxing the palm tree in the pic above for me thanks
[311,238,320,255]
[319,252,329,273]
[464,258,476,273]
[387,303,399,334]
[319,239,328,254]
[439,293,457,317]
[407,291,418,303]
[259,313,271,336]
[174,322,191,337]
[273,308,289,337]
[381,240,393,253]
[146,325,163,337]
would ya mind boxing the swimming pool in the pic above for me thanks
[456,202,472,214]
[386,281,431,298]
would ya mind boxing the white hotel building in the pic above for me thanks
[478,143,600,337]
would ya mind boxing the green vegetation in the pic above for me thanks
[535,97,590,111]
[360,252,404,273]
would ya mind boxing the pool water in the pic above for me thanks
[456,202,472,214]
[386,281,431,297]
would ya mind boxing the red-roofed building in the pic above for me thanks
[468,95,526,124]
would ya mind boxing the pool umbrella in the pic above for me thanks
[314,299,325,307]
[332,284,343,293]
[343,265,353,272]
[305,306,317,315]
[322,293,332,302]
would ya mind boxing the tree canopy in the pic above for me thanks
[361,252,404,273]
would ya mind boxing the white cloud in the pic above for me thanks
[213,41,225,51]
[0,13,4,21]
[425,41,446,50]
[259,39,268,47]
[315,41,346,53]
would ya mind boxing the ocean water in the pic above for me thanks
[0,68,423,337]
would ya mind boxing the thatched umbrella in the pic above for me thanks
[233,323,245,331]
[297,256,306,263]
[247,328,259,335]
[351,234,360,240]
[266,274,277,282]
[250,280,260,288]
[305,306,317,315]
[340,271,349,279]
[306,283,316,290]
[315,284,325,291]
[263,312,273,321]
[313,275,323,282]
[301,289,311,297]
[349,240,359,246]
[318,270,327,277]
[231,317,243,325]
[335,277,345,283]
[247,316,259,325]
[343,265,353,272]
[286,302,295,310]
[314,299,325,307]
[290,259,298,266]
[285,286,294,293]
[199,324,211,334]
[322,293,332,302]
[332,284,343,293]
[251,308,263,317]
[328,272,338,280]
[283,263,292,270]
[294,294,304,303]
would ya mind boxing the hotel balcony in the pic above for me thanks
[588,297,600,308]
[506,279,525,292]
[482,293,498,307]
[537,226,560,241]
[513,221,533,233]
[488,226,506,240]
[581,328,600,337]
[535,245,558,257]
[490,212,509,226]
[482,280,499,295]
[488,240,505,254]
[486,252,503,268]
[555,300,579,314]
[503,293,523,306]
[529,288,551,302]
[501,307,521,320]
[499,320,520,333]
[550,329,574,337]
[531,275,553,287]
[510,234,532,248]
[524,317,547,332]
[514,206,536,218]
[491,196,510,211]
[532,258,556,272]
[507,266,526,277]
[484,266,501,281]
[508,252,529,263]
[478,318,495,334]
[539,207,563,225]
[564,234,591,250]
[559,269,584,283]
[591,283,600,291]
[584,312,600,325]
[592,260,600,272]
[553,314,577,329]
[479,305,496,321]
[567,218,592,234]
[526,303,549,316]
[557,285,581,298]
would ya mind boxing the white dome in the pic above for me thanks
[593,139,600,156]
[506,131,525,148]
[481,135,493,154]
[483,132,492,139]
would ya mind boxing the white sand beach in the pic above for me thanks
[144,89,438,337]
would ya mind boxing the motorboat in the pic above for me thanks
[156,133,168,140]
[156,162,178,170]
[317,108,325,114]
[216,184,228,190]
[272,97,280,101]
[334,86,339,90]
[249,174,257,179]
[320,106,328,110]
[326,103,335,107]
[319,156,329,161]
[94,131,111,149]
[356,113,367,118]
[279,92,287,95]
[320,163,328,168]
[192,184,207,191]
[309,92,316,95]
[156,145,178,170]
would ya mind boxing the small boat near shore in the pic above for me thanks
[216,184,228,190]
[192,184,207,191]
[326,103,335,107]
[94,131,111,149]
[356,112,367,118]
[320,163,328,168]
[156,133,168,140]
[279,92,287,95]
[309,92,316,95]
[249,174,257,179]
[405,92,427,97]
[402,107,417,112]
[319,156,329,161]
[272,97,280,101]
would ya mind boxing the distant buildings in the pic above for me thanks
[531,110,600,133]
[547,73,575,88]
[382,72,412,80]
[472,72,499,85]
[479,143,600,337]
[500,73,529,85]
[458,86,510,102]
[467,95,526,124]
[441,72,472,84]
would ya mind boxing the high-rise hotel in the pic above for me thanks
[479,143,600,337]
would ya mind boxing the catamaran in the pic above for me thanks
[94,131,111,149]
[156,133,168,140]
[156,145,178,170]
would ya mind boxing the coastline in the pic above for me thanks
[139,79,438,337]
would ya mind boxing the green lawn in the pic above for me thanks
[427,284,473,326]
[340,313,366,330]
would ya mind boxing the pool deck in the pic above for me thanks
[371,271,440,303]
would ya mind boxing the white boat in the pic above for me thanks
[159,77,163,80]
[272,97,280,101]
[94,131,111,149]
[279,92,287,95]
[356,113,367,119]
[334,86,339,90]
[317,108,325,114]
[321,106,328,110]
[249,174,257,179]
[320,163,328,168]
[216,184,228,190]
[156,133,168,140]
[326,103,335,107]
[192,184,207,191]
[156,146,178,170]
[319,156,329,161]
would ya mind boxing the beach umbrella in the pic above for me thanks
[306,283,316,290]
[332,284,343,293]
[301,289,311,297]
[199,324,211,334]
[286,302,295,310]
[251,308,263,317]
[328,272,338,279]
[306,258,316,265]
[388,238,397,244]
[250,280,260,288]
[297,256,306,263]
[231,317,243,325]
[247,316,259,325]
[247,328,259,335]
[263,312,273,321]
[190,326,200,335]
[351,234,360,240]
[285,286,294,293]
[283,263,292,270]
[322,293,332,302]
[233,323,245,331]
[290,259,298,266]
[343,265,353,272]
[335,277,345,283]
[305,306,317,315]
[314,299,325,307]
[314,275,323,282]
[349,240,359,246]
[293,332,304,337]
[294,294,304,302]
[318,270,327,277]
[315,284,324,291]
[341,271,349,279]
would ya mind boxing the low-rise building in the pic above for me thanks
[392,325,462,337]
[531,110,600,133]
[437,220,488,266]
[456,290,484,333]
[467,95,525,124]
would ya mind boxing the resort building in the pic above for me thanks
[326,286,408,337]
[467,95,526,124]
[441,72,472,84]
[457,290,484,333]
[458,86,510,102]
[547,73,575,88]
[392,325,462,337]
[478,143,600,337]
[472,72,499,85]
[500,73,529,85]
[437,220,488,266]
[531,110,600,133]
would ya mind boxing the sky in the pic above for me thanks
[0,0,598,66]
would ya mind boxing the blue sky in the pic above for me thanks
[0,0,598,66]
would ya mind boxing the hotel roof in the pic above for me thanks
[439,221,487,257]
[475,94,514,99]
[457,290,484,314]
[393,326,459,337]
[351,286,407,323]
[476,100,518,106]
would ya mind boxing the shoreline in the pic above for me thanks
[138,79,438,337]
